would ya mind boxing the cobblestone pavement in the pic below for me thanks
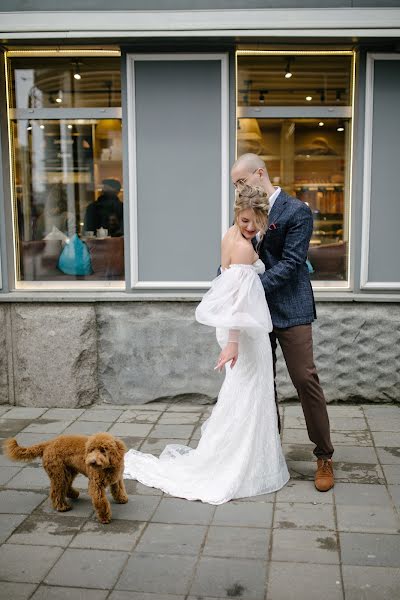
[0,401,399,600]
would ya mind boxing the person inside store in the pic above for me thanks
[84,178,124,236]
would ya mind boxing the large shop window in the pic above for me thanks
[7,51,124,288]
[237,51,355,287]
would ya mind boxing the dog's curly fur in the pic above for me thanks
[3,432,128,524]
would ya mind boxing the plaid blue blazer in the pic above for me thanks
[253,189,317,329]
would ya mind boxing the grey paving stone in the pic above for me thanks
[70,519,145,550]
[282,405,303,416]
[329,417,368,431]
[0,513,27,543]
[157,412,201,425]
[139,437,189,456]
[62,421,112,435]
[6,466,50,490]
[117,436,142,451]
[334,483,394,506]
[136,522,207,555]
[376,446,400,464]
[382,464,400,484]
[37,497,94,519]
[108,423,153,437]
[267,562,342,600]
[331,445,379,464]
[78,409,123,422]
[286,460,314,480]
[283,416,306,429]
[0,582,37,600]
[274,502,335,531]
[342,565,400,600]
[22,420,73,434]
[0,418,35,436]
[336,504,400,533]
[236,491,276,503]
[372,431,400,447]
[110,594,184,600]
[0,405,12,417]
[7,513,84,546]
[116,553,197,594]
[0,543,63,583]
[326,406,364,417]
[191,426,202,440]
[41,408,86,420]
[167,403,211,412]
[151,498,215,525]
[0,490,46,514]
[365,416,400,432]
[45,548,128,589]
[117,410,162,423]
[0,465,22,484]
[190,556,267,600]
[332,462,384,484]
[213,501,273,528]
[15,432,55,447]
[107,494,160,521]
[272,529,339,564]
[149,424,195,438]
[282,443,314,462]
[282,429,312,445]
[31,587,109,600]
[2,407,47,419]
[123,479,163,496]
[203,525,270,559]
[388,484,400,508]
[276,479,333,504]
[331,431,373,446]
[340,532,400,567]
[363,405,400,417]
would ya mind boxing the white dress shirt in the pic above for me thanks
[255,186,281,242]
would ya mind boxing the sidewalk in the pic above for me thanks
[0,401,399,600]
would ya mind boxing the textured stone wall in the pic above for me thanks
[0,301,399,407]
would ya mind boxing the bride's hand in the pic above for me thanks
[214,342,239,372]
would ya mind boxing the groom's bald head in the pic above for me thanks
[231,153,273,194]
[232,154,266,173]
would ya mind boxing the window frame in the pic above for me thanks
[236,49,356,292]
[5,48,125,291]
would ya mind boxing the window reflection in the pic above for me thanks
[12,119,124,281]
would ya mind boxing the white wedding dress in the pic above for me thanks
[123,259,290,504]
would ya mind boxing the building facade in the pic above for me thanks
[0,1,400,407]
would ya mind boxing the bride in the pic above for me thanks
[123,185,290,503]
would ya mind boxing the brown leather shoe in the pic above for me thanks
[315,458,334,492]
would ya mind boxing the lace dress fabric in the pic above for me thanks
[123,259,290,504]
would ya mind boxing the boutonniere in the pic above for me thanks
[268,223,278,231]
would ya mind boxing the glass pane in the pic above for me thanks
[10,57,121,108]
[12,118,124,282]
[237,117,349,281]
[237,54,352,107]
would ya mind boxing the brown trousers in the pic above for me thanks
[269,324,334,460]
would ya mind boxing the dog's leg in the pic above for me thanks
[88,480,112,524]
[48,476,72,512]
[110,478,129,504]
[66,471,80,499]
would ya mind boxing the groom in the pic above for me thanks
[231,153,334,492]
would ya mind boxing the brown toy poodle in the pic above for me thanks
[3,432,128,524]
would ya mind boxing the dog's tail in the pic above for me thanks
[3,438,49,462]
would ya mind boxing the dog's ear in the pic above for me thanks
[115,438,127,455]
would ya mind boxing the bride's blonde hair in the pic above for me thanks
[234,185,269,242]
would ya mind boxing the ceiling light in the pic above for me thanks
[285,58,293,79]
[337,120,345,132]
[39,124,45,129]
[306,96,312,102]
[319,122,324,127]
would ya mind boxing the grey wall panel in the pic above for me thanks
[368,59,400,283]
[133,59,222,282]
